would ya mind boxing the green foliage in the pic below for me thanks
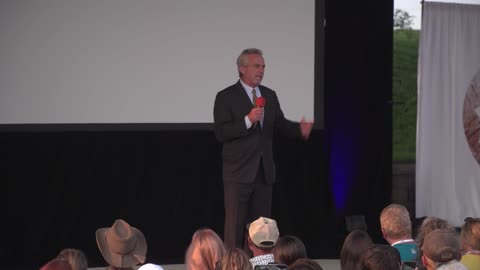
[394,9,414,29]
[393,29,419,162]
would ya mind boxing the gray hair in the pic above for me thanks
[236,48,263,77]
[380,204,412,238]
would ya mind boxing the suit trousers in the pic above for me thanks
[223,161,273,249]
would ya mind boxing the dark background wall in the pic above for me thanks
[325,0,393,236]
[1,0,393,268]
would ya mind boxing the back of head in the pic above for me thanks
[56,248,88,270]
[416,217,454,248]
[96,219,147,268]
[422,229,460,265]
[360,244,401,270]
[40,260,73,270]
[289,258,323,270]
[248,217,279,254]
[219,248,252,270]
[415,217,455,270]
[380,204,412,239]
[273,235,307,267]
[185,228,226,270]
[461,217,480,250]
[340,230,374,270]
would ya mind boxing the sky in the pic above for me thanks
[394,0,480,29]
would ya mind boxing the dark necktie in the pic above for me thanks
[252,89,260,129]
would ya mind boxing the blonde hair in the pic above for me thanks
[379,204,412,239]
[56,248,88,270]
[461,217,480,250]
[185,228,226,270]
[219,248,253,270]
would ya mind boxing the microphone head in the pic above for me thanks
[256,97,266,107]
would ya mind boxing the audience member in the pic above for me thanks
[273,235,307,267]
[185,228,226,270]
[247,217,279,267]
[96,219,147,270]
[360,244,402,270]
[421,229,461,270]
[417,217,455,248]
[460,217,480,270]
[289,258,323,270]
[40,260,73,270]
[380,204,417,263]
[218,248,253,270]
[415,217,455,270]
[56,248,88,270]
[340,230,374,270]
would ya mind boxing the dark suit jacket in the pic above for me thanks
[213,80,301,184]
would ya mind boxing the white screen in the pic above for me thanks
[0,0,315,124]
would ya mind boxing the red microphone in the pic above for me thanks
[255,97,266,108]
[253,97,266,129]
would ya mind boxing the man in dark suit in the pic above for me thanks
[213,48,313,248]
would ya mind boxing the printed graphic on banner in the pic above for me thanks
[463,69,480,165]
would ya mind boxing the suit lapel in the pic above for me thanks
[235,80,254,111]
[259,86,272,127]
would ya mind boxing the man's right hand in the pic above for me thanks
[247,107,263,124]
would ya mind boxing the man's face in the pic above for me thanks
[239,53,265,88]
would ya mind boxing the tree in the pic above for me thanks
[394,9,414,29]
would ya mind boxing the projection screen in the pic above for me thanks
[0,0,318,130]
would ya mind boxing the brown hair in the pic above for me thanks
[289,258,324,270]
[56,248,88,270]
[340,230,374,270]
[273,235,307,267]
[461,217,480,250]
[360,244,401,270]
[415,217,455,270]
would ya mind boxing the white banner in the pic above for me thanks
[416,2,480,226]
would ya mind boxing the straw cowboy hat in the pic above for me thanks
[96,219,147,268]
